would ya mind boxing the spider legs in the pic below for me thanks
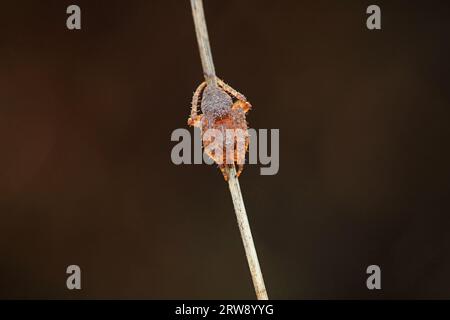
[188,81,207,127]
[219,164,230,181]
[217,78,247,102]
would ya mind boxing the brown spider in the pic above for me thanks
[188,77,252,181]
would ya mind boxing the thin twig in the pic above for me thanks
[189,0,268,300]
[226,166,269,300]
[190,0,217,87]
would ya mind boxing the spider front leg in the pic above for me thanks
[217,78,248,102]
[188,81,207,125]
[187,114,203,127]
[232,100,252,113]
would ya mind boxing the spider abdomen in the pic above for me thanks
[200,85,233,120]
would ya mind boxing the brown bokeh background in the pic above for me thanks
[0,0,449,299]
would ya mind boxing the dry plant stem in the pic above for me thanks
[190,0,268,300]
[190,0,217,87]
[226,166,268,300]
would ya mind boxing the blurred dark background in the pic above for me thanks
[0,0,449,299]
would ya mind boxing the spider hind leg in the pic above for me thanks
[219,164,230,181]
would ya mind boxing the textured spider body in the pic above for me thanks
[188,78,252,180]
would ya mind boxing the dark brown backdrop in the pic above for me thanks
[0,0,449,299]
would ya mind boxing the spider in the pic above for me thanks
[188,77,252,181]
